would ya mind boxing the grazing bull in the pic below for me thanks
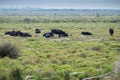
[109,28,114,36]
[81,31,92,35]
[43,32,54,38]
[35,28,41,34]
[51,29,68,38]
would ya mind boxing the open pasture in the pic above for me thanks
[0,15,120,80]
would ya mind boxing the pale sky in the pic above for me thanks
[0,0,120,9]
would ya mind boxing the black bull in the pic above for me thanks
[35,28,41,34]
[43,32,54,38]
[81,32,92,35]
[109,28,114,36]
[5,31,32,37]
[51,29,68,37]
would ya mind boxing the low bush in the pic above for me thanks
[64,71,70,80]
[0,68,23,80]
[0,75,7,80]
[0,42,20,59]
[9,68,23,80]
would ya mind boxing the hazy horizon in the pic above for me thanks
[0,0,120,9]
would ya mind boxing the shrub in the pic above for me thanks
[91,46,102,51]
[9,68,23,80]
[0,75,7,80]
[80,53,87,58]
[96,13,100,17]
[0,42,20,59]
[64,71,70,80]
[23,18,31,23]
[0,68,23,80]
[34,74,43,80]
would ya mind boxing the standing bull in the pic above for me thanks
[109,28,114,36]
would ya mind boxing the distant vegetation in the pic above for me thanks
[0,8,120,16]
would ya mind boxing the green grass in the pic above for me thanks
[0,15,120,80]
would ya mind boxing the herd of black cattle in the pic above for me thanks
[4,28,114,38]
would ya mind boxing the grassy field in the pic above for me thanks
[0,15,120,80]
